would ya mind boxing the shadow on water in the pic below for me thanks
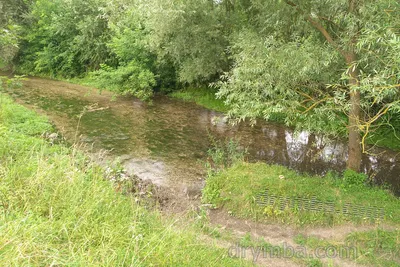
[3,76,400,195]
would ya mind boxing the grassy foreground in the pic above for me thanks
[203,161,400,266]
[203,162,400,226]
[294,229,400,266]
[0,91,251,266]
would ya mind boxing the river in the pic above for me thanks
[3,75,400,196]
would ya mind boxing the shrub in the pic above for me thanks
[342,169,367,188]
[88,62,156,101]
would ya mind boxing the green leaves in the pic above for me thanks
[215,0,400,142]
[0,24,20,64]
[18,0,112,77]
[217,29,343,134]
[342,169,368,189]
[88,62,156,101]
[141,0,230,84]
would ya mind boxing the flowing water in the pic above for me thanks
[3,76,400,195]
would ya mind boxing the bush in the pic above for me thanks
[342,169,367,188]
[88,62,156,101]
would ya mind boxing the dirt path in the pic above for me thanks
[207,209,391,267]
[150,184,394,267]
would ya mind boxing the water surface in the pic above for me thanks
[4,76,400,195]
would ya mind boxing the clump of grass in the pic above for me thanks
[346,229,400,266]
[205,135,248,175]
[169,87,229,112]
[0,92,252,266]
[0,59,6,70]
[202,162,400,226]
[294,230,400,266]
[0,95,53,135]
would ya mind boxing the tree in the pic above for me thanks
[217,0,400,172]
[140,0,231,85]
[0,0,31,67]
[17,0,113,77]
[284,0,364,171]
[85,0,157,100]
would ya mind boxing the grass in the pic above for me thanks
[190,208,325,266]
[294,229,400,266]
[346,229,400,266]
[235,233,325,267]
[169,87,229,113]
[202,162,400,226]
[202,146,400,265]
[0,90,253,266]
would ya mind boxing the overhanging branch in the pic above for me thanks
[284,1,347,58]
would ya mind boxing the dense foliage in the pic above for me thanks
[2,0,400,170]
[0,0,30,66]
[17,0,112,77]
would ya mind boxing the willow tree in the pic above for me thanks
[139,0,231,85]
[218,0,400,172]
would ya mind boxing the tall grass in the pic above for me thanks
[0,91,251,266]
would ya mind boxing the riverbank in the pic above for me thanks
[203,162,400,224]
[202,162,400,266]
[169,87,230,113]
[0,89,251,266]
[0,79,319,267]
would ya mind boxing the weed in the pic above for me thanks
[294,230,400,266]
[341,169,368,188]
[205,134,247,174]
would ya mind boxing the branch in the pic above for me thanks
[285,1,347,58]
[361,105,389,153]
[295,89,314,101]
[318,16,342,29]
[302,97,331,114]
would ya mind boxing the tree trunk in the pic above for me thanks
[286,0,363,171]
[346,52,362,172]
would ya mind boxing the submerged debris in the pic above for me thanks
[104,165,169,208]
[41,132,61,144]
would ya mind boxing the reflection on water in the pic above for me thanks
[4,76,400,195]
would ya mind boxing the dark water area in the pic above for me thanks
[2,76,400,195]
